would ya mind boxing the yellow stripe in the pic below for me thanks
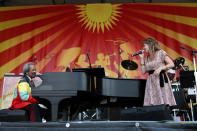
[0,11,66,31]
[121,18,194,70]
[0,21,69,79]
[149,3,197,7]
[0,17,69,53]
[132,9,197,28]
[131,16,197,50]
[0,5,49,11]
[36,28,78,72]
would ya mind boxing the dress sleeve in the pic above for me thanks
[144,56,147,64]
[160,50,167,63]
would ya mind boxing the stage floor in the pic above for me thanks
[0,121,197,131]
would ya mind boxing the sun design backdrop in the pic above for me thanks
[0,3,197,107]
[76,4,121,33]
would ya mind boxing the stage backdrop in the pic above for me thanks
[0,3,197,108]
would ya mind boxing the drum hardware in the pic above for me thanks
[174,57,185,70]
[188,88,197,95]
[78,108,101,120]
[121,60,138,70]
[172,109,191,121]
[171,83,191,121]
[172,83,180,92]
[180,46,197,121]
[105,39,126,78]
[124,70,129,78]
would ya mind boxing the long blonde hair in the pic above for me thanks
[142,37,161,55]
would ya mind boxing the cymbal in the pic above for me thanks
[121,60,138,70]
[174,57,185,70]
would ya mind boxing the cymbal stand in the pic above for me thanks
[192,50,197,121]
[125,70,128,78]
[106,39,123,78]
[180,64,186,71]
[180,47,197,121]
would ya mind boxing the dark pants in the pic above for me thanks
[22,104,42,122]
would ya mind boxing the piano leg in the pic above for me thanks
[49,97,70,121]
[48,97,64,121]
[51,102,58,121]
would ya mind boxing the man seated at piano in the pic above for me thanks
[9,62,45,122]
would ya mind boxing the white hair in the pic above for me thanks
[23,62,34,75]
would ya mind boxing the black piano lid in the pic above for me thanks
[72,68,105,77]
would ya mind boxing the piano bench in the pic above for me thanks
[0,109,29,122]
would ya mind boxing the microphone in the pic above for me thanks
[180,46,186,50]
[180,46,197,53]
[132,50,144,56]
[34,56,39,64]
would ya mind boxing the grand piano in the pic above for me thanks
[101,77,146,107]
[32,71,90,121]
[31,68,146,121]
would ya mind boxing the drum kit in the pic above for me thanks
[106,38,190,79]
[120,56,185,71]
[105,38,138,77]
[173,57,186,70]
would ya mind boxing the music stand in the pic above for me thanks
[72,68,105,93]
[72,68,105,77]
[180,70,196,121]
[180,71,195,88]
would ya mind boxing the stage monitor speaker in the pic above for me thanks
[99,107,120,121]
[0,109,29,122]
[120,105,173,121]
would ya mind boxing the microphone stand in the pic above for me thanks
[180,47,197,121]
[118,46,121,78]
[33,56,38,65]
[86,53,92,68]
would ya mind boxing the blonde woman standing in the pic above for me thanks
[139,38,176,106]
